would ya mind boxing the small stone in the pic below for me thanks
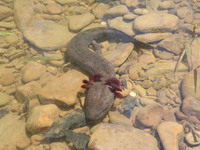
[143,60,187,77]
[153,75,167,90]
[146,87,157,96]
[88,123,159,150]
[133,13,179,33]
[103,42,134,67]
[39,70,87,106]
[154,49,174,60]
[123,13,137,20]
[0,71,16,86]
[177,7,189,19]
[108,17,135,36]
[157,88,170,105]
[15,81,42,103]
[158,34,185,55]
[68,13,95,31]
[92,3,110,19]
[50,142,70,150]
[134,32,172,43]
[0,5,13,21]
[26,104,60,134]
[157,121,183,150]
[132,84,146,97]
[122,0,139,7]
[159,1,174,9]
[138,97,157,106]
[185,130,200,146]
[133,8,149,15]
[163,108,176,121]
[141,79,153,89]
[0,92,11,106]
[16,137,31,150]
[0,22,16,29]
[109,111,132,126]
[22,61,46,83]
[182,95,200,120]
[4,34,19,45]
[0,114,27,150]
[45,3,63,15]
[136,103,164,127]
[30,135,45,146]
[55,0,79,5]
[181,68,200,99]
[174,110,189,120]
[106,5,129,16]
[23,20,75,51]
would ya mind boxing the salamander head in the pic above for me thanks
[81,74,123,123]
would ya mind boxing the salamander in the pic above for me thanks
[65,27,135,123]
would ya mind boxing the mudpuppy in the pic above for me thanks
[65,27,135,123]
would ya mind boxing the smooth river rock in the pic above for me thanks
[133,13,179,33]
[157,121,183,150]
[39,70,87,107]
[88,123,159,150]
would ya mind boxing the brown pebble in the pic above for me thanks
[30,134,44,145]
[16,137,31,150]
[174,110,189,120]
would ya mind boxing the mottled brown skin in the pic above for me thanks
[65,27,134,123]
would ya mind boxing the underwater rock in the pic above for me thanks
[88,123,159,150]
[157,121,183,150]
[133,13,179,33]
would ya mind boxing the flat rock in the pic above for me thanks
[182,95,200,120]
[26,104,60,134]
[103,43,134,67]
[122,0,139,7]
[157,34,185,55]
[68,13,95,31]
[15,81,42,103]
[88,123,159,150]
[0,71,16,86]
[22,61,46,83]
[0,114,27,150]
[50,142,70,150]
[142,60,188,77]
[106,5,129,16]
[159,1,175,9]
[0,5,13,21]
[134,32,172,43]
[157,121,183,150]
[45,3,63,15]
[133,13,179,33]
[39,70,87,106]
[108,17,135,36]
[177,7,189,19]
[24,20,74,51]
[0,22,16,29]
[0,92,11,106]
[55,0,80,5]
[109,111,133,126]
[136,103,164,127]
[181,68,200,99]
[92,3,110,19]
[14,0,35,31]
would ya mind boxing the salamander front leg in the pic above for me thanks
[91,40,101,54]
